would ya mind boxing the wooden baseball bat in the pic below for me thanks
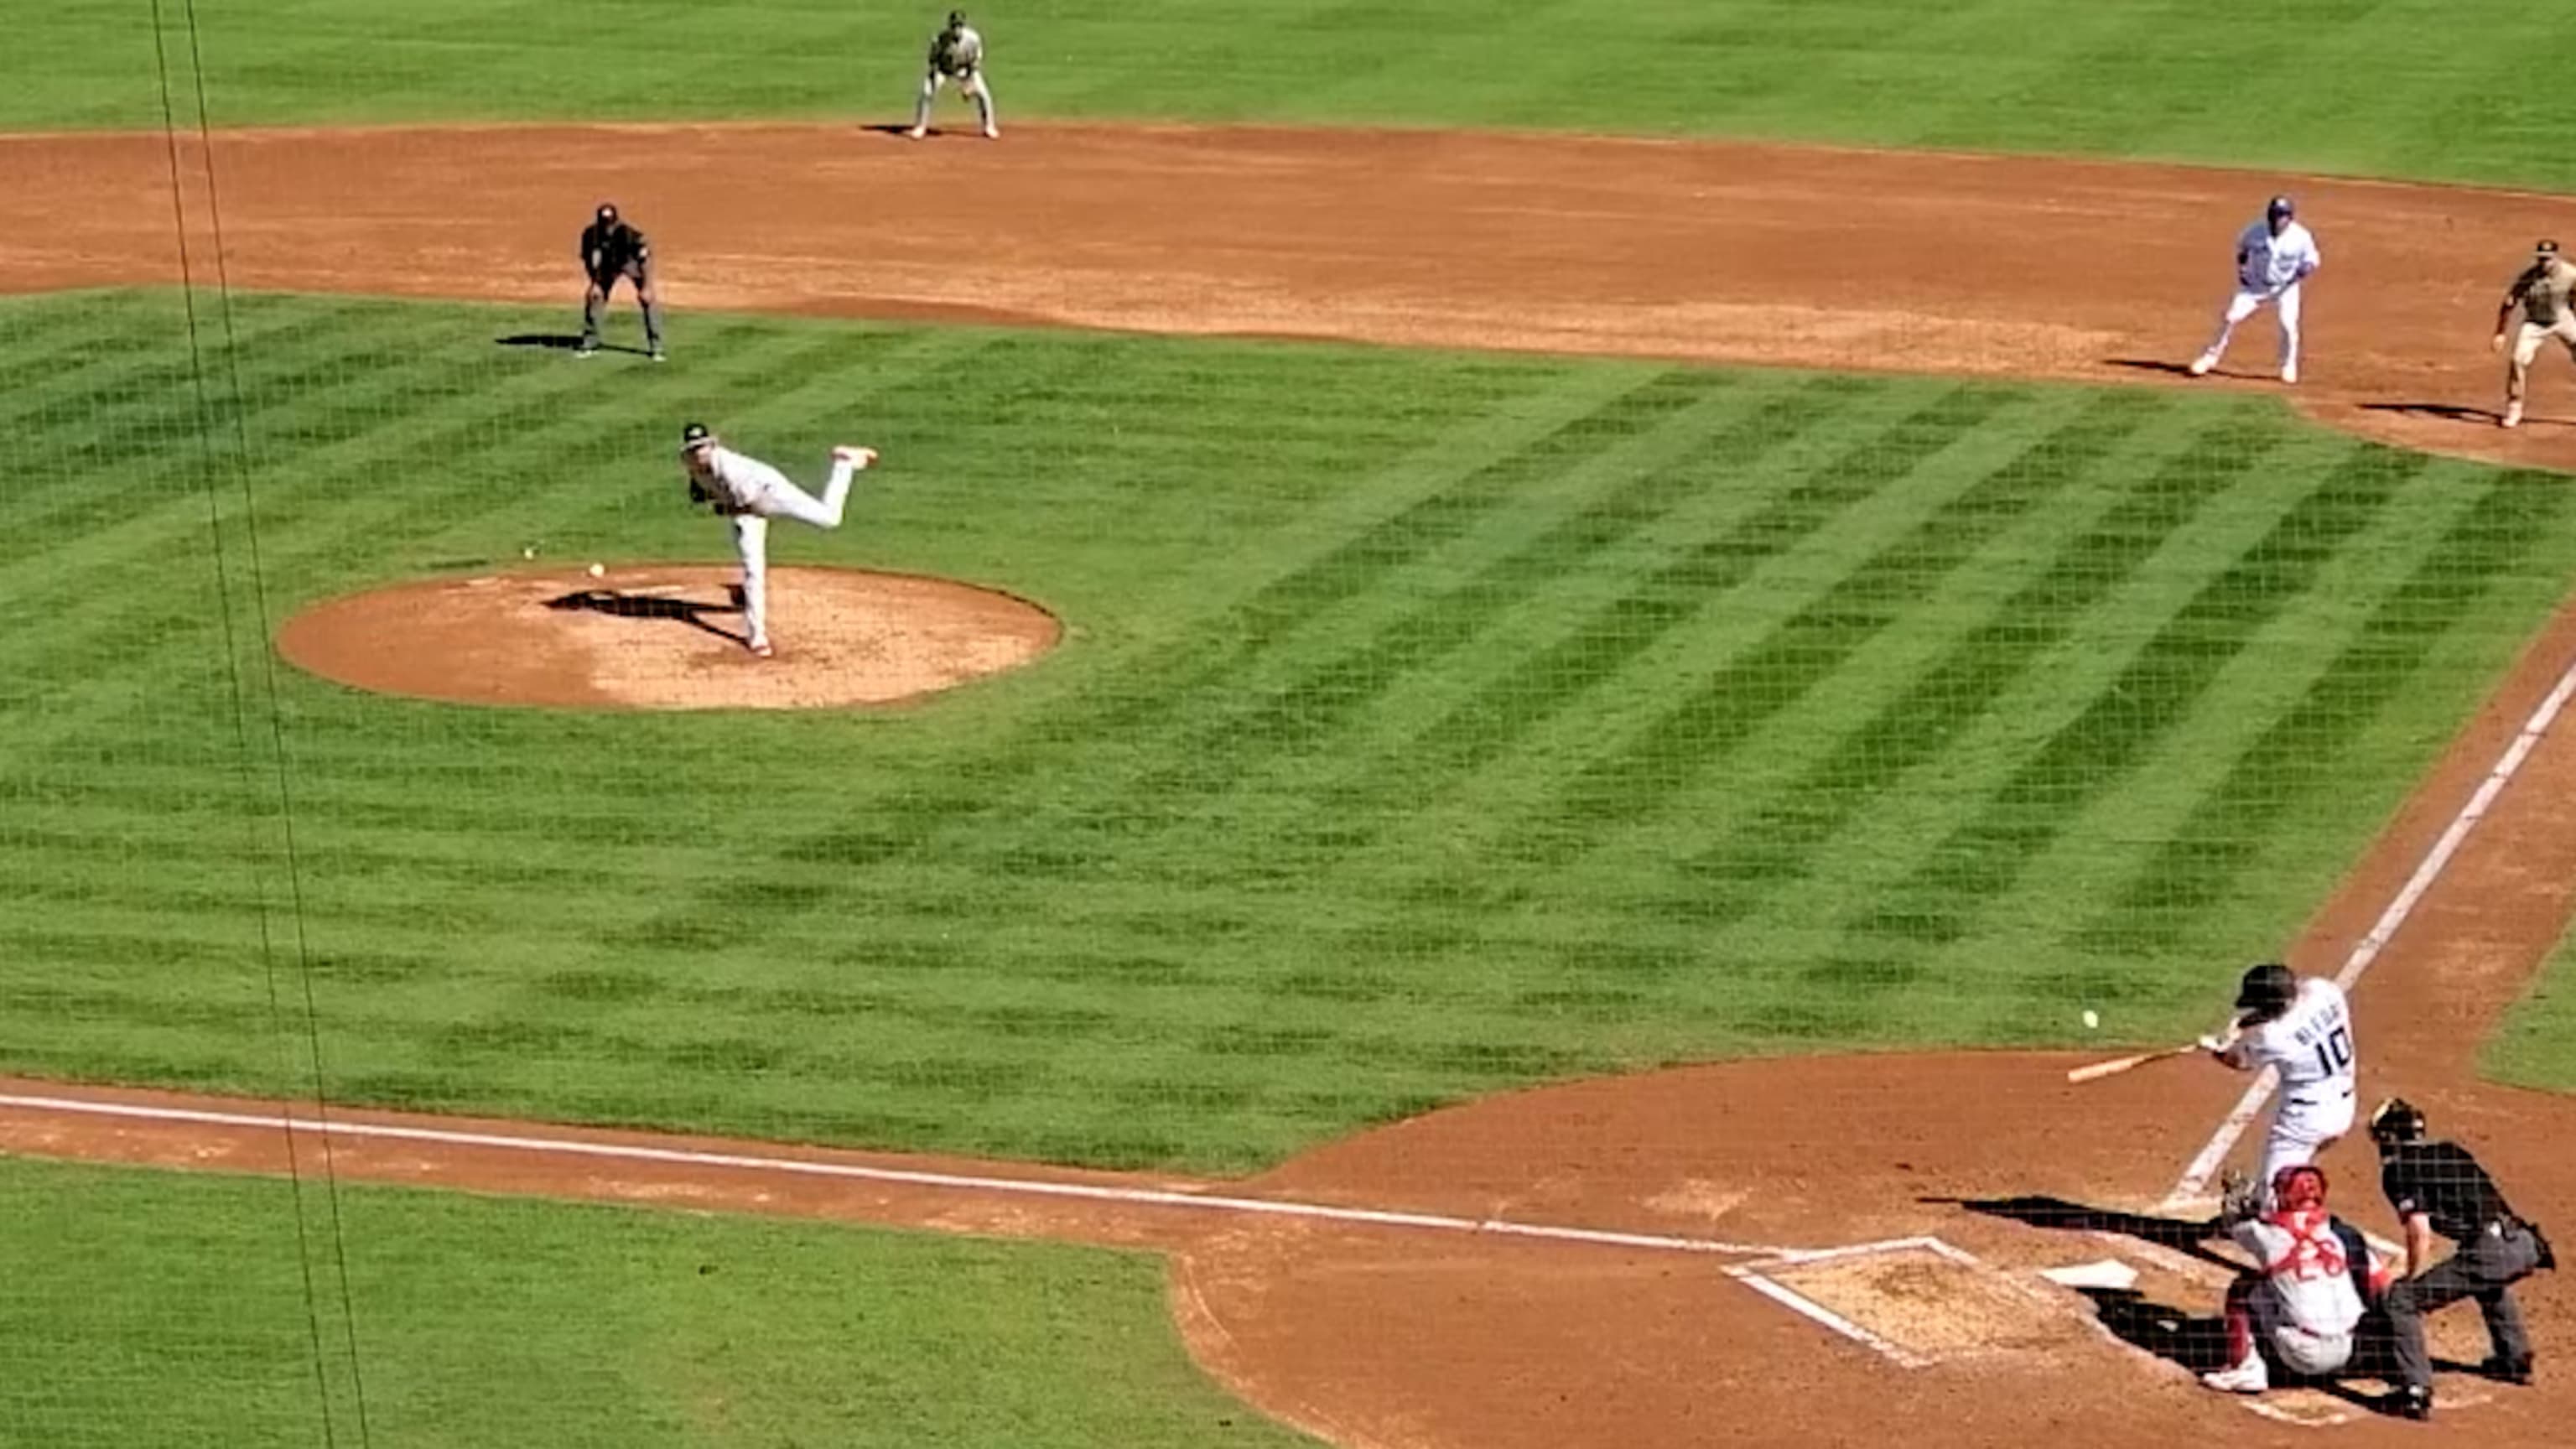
[2065,1041,2202,1084]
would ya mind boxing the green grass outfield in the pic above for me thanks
[12,1,2575,189]
[0,1154,1307,1448]
[7,288,2575,1171]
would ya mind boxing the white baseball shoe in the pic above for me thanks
[833,445,878,470]
[2279,363,2298,385]
[982,123,1000,139]
[2200,1356,2269,1394]
[2187,353,2216,377]
[749,640,775,660]
[2502,402,2525,429]
[905,125,927,140]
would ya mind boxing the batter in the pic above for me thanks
[2189,195,2320,384]
[678,423,876,658]
[2204,962,2356,1207]
[2490,239,2576,428]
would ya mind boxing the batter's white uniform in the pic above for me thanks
[2193,217,2322,383]
[685,444,867,654]
[2220,977,2357,1198]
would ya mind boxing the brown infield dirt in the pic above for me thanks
[7,120,2576,1442]
[274,564,1060,709]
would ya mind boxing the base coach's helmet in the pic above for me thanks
[2235,962,2297,1022]
[2369,1096,2427,1145]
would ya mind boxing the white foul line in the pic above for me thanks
[2161,652,2576,1208]
[0,1091,1794,1259]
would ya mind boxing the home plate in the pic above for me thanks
[2038,1259,2139,1291]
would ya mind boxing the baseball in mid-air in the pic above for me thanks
[522,546,537,559]
[588,563,605,578]
[2081,1009,2101,1030]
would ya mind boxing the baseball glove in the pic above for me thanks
[2220,1167,2261,1226]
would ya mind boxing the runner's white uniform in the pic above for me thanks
[2222,977,2357,1197]
[686,444,862,654]
[2195,217,2322,382]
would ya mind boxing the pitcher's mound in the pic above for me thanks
[278,564,1059,710]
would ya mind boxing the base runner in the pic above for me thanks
[2189,195,2320,385]
[678,423,876,658]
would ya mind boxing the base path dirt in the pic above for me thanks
[8,120,2576,1443]
[273,564,1059,709]
[10,122,2576,469]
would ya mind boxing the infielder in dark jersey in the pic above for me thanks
[579,203,665,361]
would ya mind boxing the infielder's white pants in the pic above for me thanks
[2507,316,2576,401]
[731,456,857,650]
[915,70,996,132]
[2258,1085,2353,1208]
[2205,283,2303,375]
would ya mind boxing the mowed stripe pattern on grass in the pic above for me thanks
[3,289,2573,1172]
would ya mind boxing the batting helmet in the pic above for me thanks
[2235,962,2297,1021]
[2272,1163,2328,1213]
[2369,1096,2427,1146]
[2267,195,2295,220]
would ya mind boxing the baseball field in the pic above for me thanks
[5,2,2576,1445]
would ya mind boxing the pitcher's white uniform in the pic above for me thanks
[2191,199,2322,384]
[2220,977,2357,1194]
[683,435,873,657]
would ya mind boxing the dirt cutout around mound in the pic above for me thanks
[13,122,2576,470]
[9,121,2576,1444]
[275,565,1058,709]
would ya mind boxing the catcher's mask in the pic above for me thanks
[2272,1164,2328,1213]
[2369,1096,2427,1147]
[2234,962,2297,1022]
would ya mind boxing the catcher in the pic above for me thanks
[906,10,998,139]
[577,203,665,361]
[2491,238,2576,428]
[2200,1163,2392,1395]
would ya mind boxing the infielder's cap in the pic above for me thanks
[2540,239,2562,256]
[679,422,714,453]
[596,202,619,221]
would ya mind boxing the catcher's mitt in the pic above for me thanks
[2220,1167,2261,1226]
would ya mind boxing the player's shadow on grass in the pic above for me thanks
[496,333,650,356]
[544,587,747,646]
[2357,401,2515,428]
[2105,357,2200,378]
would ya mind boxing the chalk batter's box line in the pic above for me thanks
[1723,1234,1976,1372]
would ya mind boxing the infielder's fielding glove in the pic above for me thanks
[688,477,714,508]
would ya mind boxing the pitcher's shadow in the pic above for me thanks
[544,586,748,646]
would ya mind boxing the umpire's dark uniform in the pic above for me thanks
[2371,1098,2553,1417]
[578,203,665,359]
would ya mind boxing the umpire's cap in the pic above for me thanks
[2235,961,2297,1021]
[2369,1096,2428,1145]
[679,422,715,454]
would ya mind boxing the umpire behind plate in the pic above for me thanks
[2369,1097,2556,1420]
